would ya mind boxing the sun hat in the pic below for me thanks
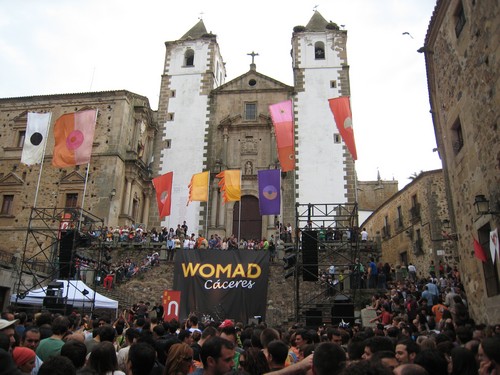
[0,319,18,331]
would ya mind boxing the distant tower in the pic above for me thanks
[153,20,226,231]
[292,11,356,204]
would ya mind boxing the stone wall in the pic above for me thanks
[424,0,500,324]
[362,170,458,277]
[358,179,399,212]
[0,91,156,296]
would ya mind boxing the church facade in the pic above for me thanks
[0,11,356,302]
[152,11,356,240]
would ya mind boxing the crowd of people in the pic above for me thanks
[1,262,500,375]
[6,223,497,374]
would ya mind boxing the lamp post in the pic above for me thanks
[474,195,500,217]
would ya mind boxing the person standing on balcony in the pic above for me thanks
[361,228,368,242]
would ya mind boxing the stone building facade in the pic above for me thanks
[0,11,359,316]
[204,69,295,241]
[152,11,357,239]
[0,91,156,305]
[422,0,500,323]
[361,170,457,277]
[357,174,399,225]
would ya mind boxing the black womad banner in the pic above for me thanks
[173,250,269,323]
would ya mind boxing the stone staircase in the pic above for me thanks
[95,260,175,313]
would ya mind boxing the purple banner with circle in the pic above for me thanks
[258,169,281,215]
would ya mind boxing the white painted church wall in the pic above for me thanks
[295,32,348,205]
[159,74,209,233]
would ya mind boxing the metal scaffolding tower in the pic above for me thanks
[13,207,105,315]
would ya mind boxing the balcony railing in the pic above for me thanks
[409,204,421,222]
[382,225,391,238]
[394,218,404,232]
[414,238,423,254]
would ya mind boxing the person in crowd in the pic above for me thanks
[0,318,18,351]
[60,340,87,371]
[12,346,36,374]
[371,350,399,371]
[362,336,394,361]
[200,337,235,375]
[85,341,125,375]
[393,364,429,375]
[414,349,448,375]
[191,326,217,365]
[311,342,346,375]
[396,338,420,364]
[164,343,193,375]
[127,342,157,375]
[36,316,70,362]
[20,327,43,374]
[266,340,288,372]
[478,337,500,375]
[238,347,270,375]
[450,346,478,375]
[37,356,76,375]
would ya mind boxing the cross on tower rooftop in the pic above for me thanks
[247,51,259,70]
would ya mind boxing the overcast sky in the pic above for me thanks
[0,0,441,188]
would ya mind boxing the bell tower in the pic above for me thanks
[292,11,356,204]
[153,20,226,231]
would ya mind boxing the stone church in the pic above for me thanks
[153,11,356,240]
[0,11,355,303]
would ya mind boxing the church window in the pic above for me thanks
[245,103,257,120]
[330,80,337,88]
[17,131,26,148]
[333,134,341,143]
[65,193,78,208]
[451,117,464,154]
[315,41,325,59]
[248,79,257,87]
[167,113,175,121]
[0,195,14,215]
[184,49,195,66]
[170,90,176,98]
[166,139,172,149]
[454,1,466,38]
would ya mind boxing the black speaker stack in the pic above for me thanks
[301,230,318,281]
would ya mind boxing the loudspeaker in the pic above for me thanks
[59,230,75,278]
[305,309,322,328]
[331,303,355,325]
[302,230,318,281]
[42,298,72,314]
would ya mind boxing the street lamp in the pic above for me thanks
[474,194,500,217]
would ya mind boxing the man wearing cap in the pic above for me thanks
[21,328,43,375]
[0,318,18,351]
[12,346,36,374]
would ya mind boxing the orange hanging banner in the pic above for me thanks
[328,96,358,160]
[269,100,295,172]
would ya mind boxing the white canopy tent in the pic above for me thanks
[11,280,118,311]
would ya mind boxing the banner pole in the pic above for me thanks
[205,171,210,238]
[78,110,98,231]
[32,112,53,209]
[238,170,242,243]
